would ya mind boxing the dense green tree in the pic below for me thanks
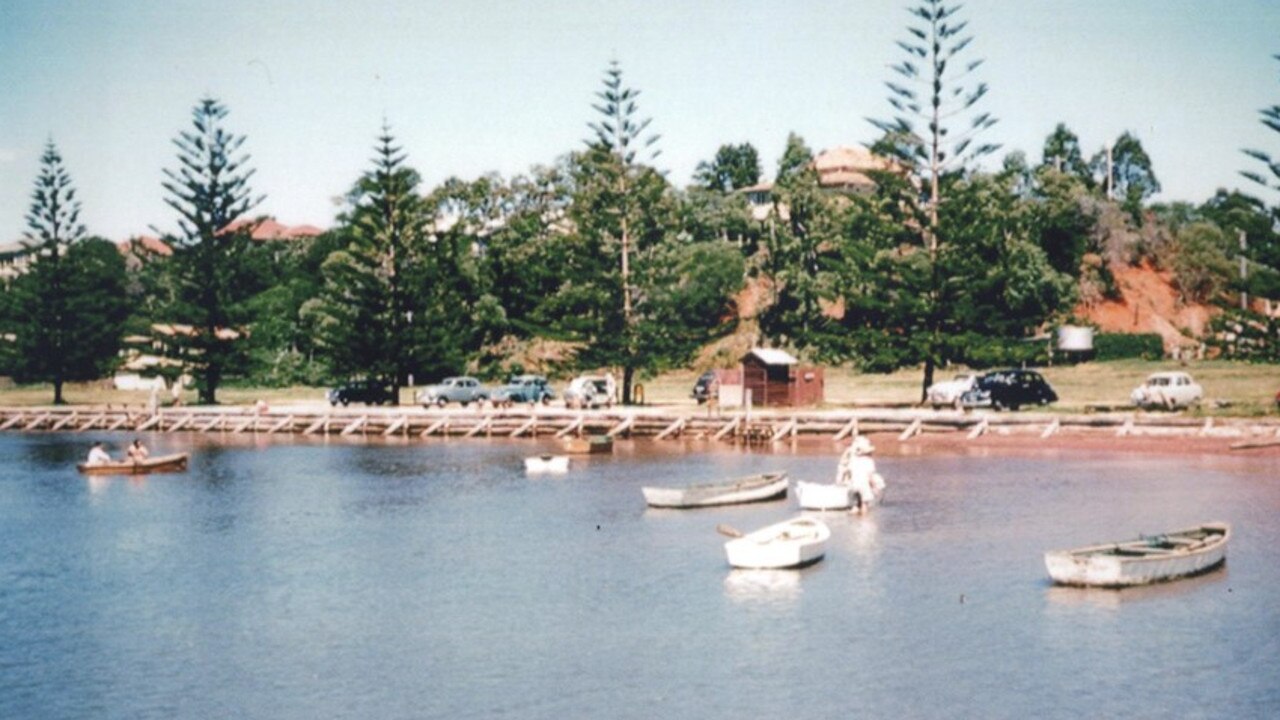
[307,127,430,400]
[7,142,128,401]
[160,97,264,403]
[9,238,130,399]
[582,60,663,403]
[693,143,762,192]
[1039,123,1092,186]
[759,133,843,349]
[1092,131,1160,221]
[869,0,1000,398]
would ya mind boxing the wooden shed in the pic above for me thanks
[740,349,824,407]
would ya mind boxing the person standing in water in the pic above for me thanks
[836,435,885,512]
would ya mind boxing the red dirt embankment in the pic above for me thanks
[1076,262,1213,353]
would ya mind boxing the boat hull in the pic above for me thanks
[1044,522,1230,588]
[642,472,788,508]
[724,517,830,570]
[563,436,613,454]
[796,481,883,511]
[76,452,189,476]
[525,455,570,473]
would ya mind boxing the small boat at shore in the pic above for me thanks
[720,516,831,570]
[1044,522,1230,588]
[525,455,570,473]
[796,480,884,511]
[642,471,788,509]
[563,435,613,455]
[76,452,189,476]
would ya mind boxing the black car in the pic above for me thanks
[691,370,718,404]
[327,380,396,406]
[960,369,1057,411]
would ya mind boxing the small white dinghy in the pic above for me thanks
[720,516,831,570]
[642,472,788,509]
[525,455,570,474]
[796,479,884,510]
[1044,522,1230,588]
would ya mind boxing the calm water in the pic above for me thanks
[1,432,1278,719]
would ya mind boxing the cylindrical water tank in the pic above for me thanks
[1057,325,1094,352]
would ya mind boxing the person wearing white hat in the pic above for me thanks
[836,435,885,512]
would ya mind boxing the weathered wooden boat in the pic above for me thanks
[796,480,884,510]
[563,435,613,455]
[642,471,788,509]
[76,452,189,476]
[525,455,570,473]
[720,516,831,570]
[1044,522,1230,588]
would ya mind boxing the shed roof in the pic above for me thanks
[743,348,798,366]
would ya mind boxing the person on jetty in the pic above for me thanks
[126,439,149,462]
[86,442,113,466]
[837,435,885,512]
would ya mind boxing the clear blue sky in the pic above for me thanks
[2,0,1278,241]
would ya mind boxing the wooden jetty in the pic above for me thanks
[1,404,1278,447]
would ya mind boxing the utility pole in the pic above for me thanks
[1239,229,1248,311]
[1105,143,1114,200]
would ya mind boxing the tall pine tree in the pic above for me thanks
[160,98,263,404]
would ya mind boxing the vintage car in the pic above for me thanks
[925,372,978,409]
[415,376,489,407]
[960,369,1058,411]
[327,379,396,406]
[690,370,718,404]
[563,375,616,409]
[490,375,556,407]
[1130,371,1203,410]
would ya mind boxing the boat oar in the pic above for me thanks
[716,524,743,538]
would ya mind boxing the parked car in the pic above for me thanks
[925,372,978,409]
[563,375,615,409]
[960,369,1058,411]
[691,370,718,404]
[1130,371,1202,410]
[490,375,556,407]
[415,377,489,407]
[327,379,396,406]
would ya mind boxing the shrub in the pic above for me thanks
[1094,332,1164,360]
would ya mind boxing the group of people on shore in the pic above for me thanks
[85,439,149,465]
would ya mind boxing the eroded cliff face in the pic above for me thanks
[1075,260,1214,353]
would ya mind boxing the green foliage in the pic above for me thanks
[693,143,761,192]
[1092,131,1160,222]
[1171,222,1233,303]
[8,239,130,396]
[1210,308,1280,362]
[160,97,264,403]
[1094,333,1164,361]
[1040,123,1093,187]
[5,144,127,402]
[1241,54,1280,197]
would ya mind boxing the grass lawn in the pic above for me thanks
[4,360,1275,416]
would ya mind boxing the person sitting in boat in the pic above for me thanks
[837,435,885,511]
[126,439,149,462]
[87,442,113,466]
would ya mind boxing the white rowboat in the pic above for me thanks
[1044,522,1230,588]
[796,480,883,510]
[723,516,831,570]
[642,472,788,509]
[525,455,570,473]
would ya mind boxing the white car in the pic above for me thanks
[926,373,978,409]
[563,375,616,409]
[1130,372,1202,410]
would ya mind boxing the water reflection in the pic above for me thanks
[723,568,804,603]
